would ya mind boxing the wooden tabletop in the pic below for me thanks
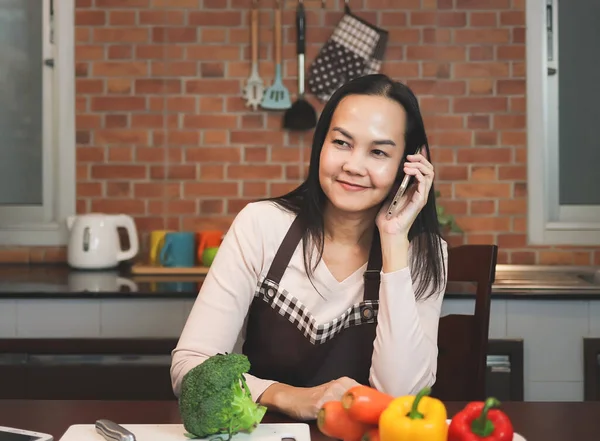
[1,400,599,441]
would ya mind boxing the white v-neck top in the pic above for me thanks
[170,200,448,401]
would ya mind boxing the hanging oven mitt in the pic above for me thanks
[307,6,388,102]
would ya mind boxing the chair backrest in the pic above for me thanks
[433,244,498,402]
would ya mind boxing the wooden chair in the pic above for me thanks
[432,244,499,402]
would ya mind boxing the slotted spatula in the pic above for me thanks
[242,0,264,110]
[261,0,291,110]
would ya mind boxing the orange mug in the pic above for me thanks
[197,230,223,264]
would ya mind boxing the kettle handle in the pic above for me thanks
[115,215,139,262]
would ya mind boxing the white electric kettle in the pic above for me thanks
[66,214,139,270]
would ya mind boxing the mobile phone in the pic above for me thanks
[385,146,422,220]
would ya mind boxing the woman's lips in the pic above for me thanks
[337,180,368,192]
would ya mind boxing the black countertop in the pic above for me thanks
[0,264,599,300]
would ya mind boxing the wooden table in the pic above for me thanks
[1,400,599,441]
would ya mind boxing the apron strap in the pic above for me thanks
[264,214,305,284]
[264,211,382,301]
[363,228,382,301]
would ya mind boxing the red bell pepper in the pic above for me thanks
[448,397,514,441]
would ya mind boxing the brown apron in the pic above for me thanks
[242,214,383,387]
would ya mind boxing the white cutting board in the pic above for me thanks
[59,423,311,441]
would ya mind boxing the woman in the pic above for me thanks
[171,74,448,420]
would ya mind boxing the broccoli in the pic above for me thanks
[179,353,267,440]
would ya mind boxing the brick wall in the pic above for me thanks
[1,0,598,265]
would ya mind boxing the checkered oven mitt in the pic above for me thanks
[307,8,388,102]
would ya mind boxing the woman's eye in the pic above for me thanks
[333,139,350,147]
[372,149,389,158]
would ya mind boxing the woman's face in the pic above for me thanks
[319,94,407,215]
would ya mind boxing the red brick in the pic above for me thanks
[109,11,136,26]
[469,46,495,61]
[455,29,510,44]
[152,61,198,77]
[93,62,148,77]
[77,79,103,94]
[189,11,242,26]
[108,45,132,59]
[96,0,149,6]
[105,115,128,130]
[497,79,525,94]
[136,45,184,59]
[91,165,147,179]
[183,115,237,129]
[150,165,197,180]
[152,27,197,43]
[135,79,182,94]
[454,216,511,232]
[186,147,241,162]
[152,0,199,7]
[494,115,525,129]
[228,165,283,180]
[200,200,225,215]
[498,45,525,60]
[95,130,148,145]
[470,200,496,215]
[76,45,105,60]
[500,11,525,26]
[456,0,510,8]
[475,131,498,145]
[468,79,494,95]
[467,115,490,129]
[91,97,146,111]
[76,10,106,26]
[185,182,238,197]
[243,182,268,197]
[453,97,508,113]
[437,165,468,180]
[106,79,133,94]
[140,11,185,25]
[470,12,497,27]
[105,182,131,197]
[455,63,510,78]
[471,166,497,180]
[457,147,512,163]
[93,28,149,43]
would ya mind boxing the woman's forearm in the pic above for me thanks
[258,382,297,413]
[380,233,410,273]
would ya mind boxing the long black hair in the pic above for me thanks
[267,74,445,301]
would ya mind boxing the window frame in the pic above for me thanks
[0,0,75,246]
[526,0,600,245]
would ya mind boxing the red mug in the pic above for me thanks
[197,230,223,263]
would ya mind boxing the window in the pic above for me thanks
[527,0,600,245]
[0,0,75,246]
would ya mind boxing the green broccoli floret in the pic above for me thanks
[179,353,267,440]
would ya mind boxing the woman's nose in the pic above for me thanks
[342,150,367,175]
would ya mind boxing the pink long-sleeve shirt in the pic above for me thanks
[170,200,448,401]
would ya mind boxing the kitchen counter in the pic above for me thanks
[0,263,599,299]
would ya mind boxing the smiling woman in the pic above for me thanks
[171,74,448,422]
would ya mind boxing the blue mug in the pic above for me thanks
[159,232,196,267]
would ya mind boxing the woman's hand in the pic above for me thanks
[376,148,435,238]
[260,377,361,421]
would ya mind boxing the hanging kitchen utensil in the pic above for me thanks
[261,0,291,110]
[242,0,264,110]
[307,1,388,102]
[283,0,317,131]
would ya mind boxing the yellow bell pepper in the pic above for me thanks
[379,387,447,441]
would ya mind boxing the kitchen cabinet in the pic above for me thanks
[0,337,523,401]
[584,338,600,401]
[486,339,524,401]
[0,338,176,400]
